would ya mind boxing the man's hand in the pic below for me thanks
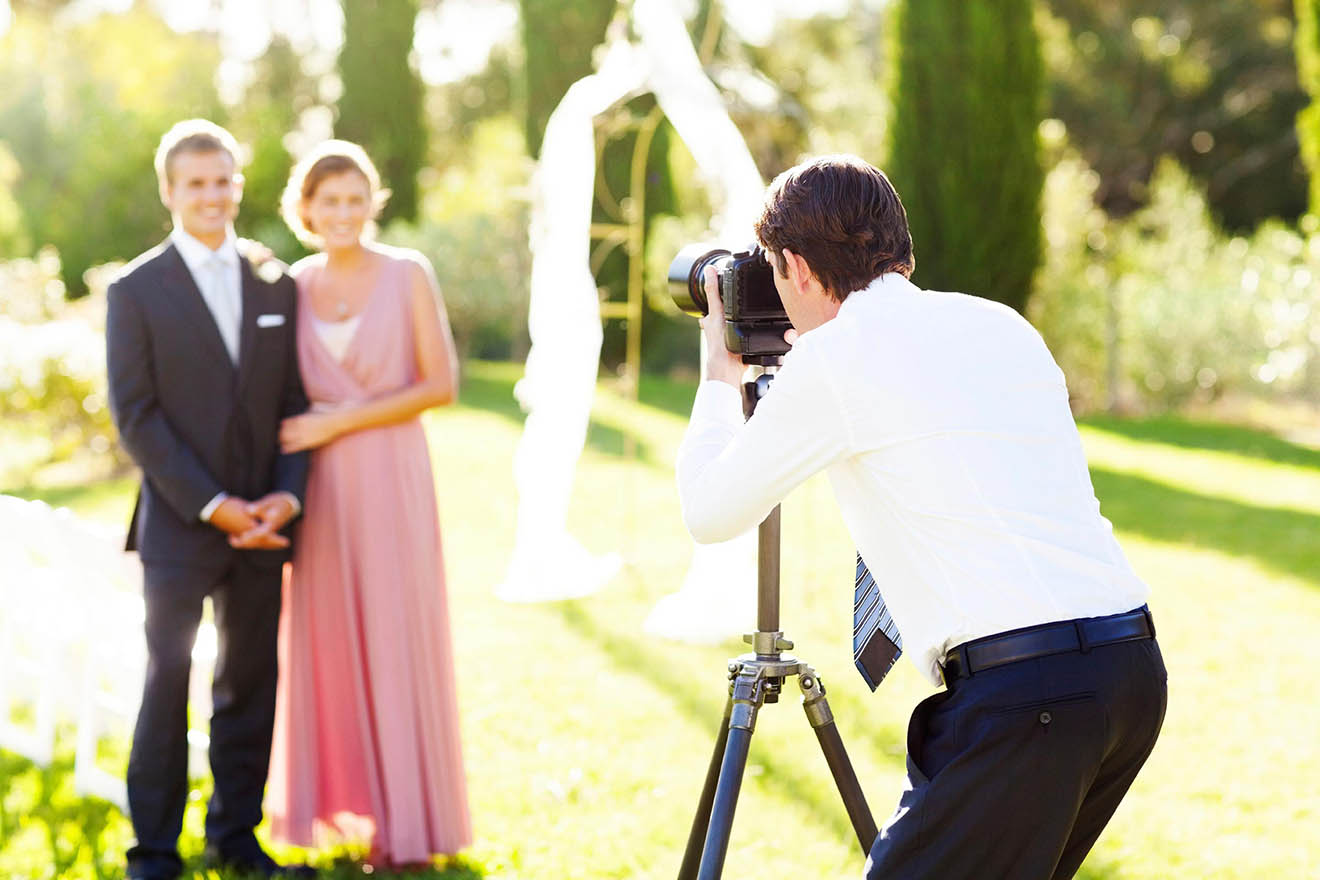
[699,266,746,387]
[209,497,259,537]
[228,493,296,550]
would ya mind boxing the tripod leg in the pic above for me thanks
[697,670,765,880]
[678,695,733,880]
[800,670,879,854]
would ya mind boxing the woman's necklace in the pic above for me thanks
[323,252,370,320]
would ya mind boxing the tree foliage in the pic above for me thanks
[336,0,427,224]
[228,36,321,259]
[886,0,1044,313]
[518,0,615,158]
[0,5,223,294]
[1297,0,1320,216]
[1044,0,1306,230]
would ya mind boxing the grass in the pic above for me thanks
[3,361,1319,878]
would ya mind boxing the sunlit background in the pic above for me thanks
[1,1,1318,878]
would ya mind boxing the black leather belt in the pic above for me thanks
[941,606,1155,684]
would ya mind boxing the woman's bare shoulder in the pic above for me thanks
[289,253,326,280]
[372,243,432,275]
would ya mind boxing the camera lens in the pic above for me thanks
[668,245,731,317]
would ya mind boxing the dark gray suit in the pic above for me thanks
[106,239,308,878]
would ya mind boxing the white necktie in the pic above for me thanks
[202,253,240,364]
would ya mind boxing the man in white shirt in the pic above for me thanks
[677,155,1166,879]
[106,120,312,879]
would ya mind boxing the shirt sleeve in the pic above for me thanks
[676,340,853,543]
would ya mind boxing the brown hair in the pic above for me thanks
[280,139,390,247]
[154,119,242,187]
[754,154,914,301]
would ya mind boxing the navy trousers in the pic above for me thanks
[865,636,1167,879]
[125,555,283,879]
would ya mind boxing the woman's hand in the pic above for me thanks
[280,410,346,452]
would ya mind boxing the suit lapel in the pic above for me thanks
[236,257,260,394]
[159,243,235,373]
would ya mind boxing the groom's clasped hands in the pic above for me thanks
[212,494,297,550]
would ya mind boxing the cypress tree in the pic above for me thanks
[336,0,426,224]
[519,0,616,158]
[886,0,1044,312]
[1298,0,1320,216]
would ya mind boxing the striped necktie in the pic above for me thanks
[853,553,902,691]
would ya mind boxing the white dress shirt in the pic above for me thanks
[677,273,1149,684]
[171,226,300,524]
[171,226,242,363]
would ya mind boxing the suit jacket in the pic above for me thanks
[106,239,310,568]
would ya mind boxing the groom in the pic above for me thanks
[106,119,312,879]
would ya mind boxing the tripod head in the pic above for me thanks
[740,362,780,419]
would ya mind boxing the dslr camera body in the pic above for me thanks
[668,244,793,364]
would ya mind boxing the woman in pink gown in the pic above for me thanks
[265,140,471,866]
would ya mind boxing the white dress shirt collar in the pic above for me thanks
[170,225,239,273]
[838,272,917,313]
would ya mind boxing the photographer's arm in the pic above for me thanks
[677,339,852,543]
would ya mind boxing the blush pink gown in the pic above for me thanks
[267,255,471,862]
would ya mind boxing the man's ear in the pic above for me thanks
[158,178,173,212]
[782,249,817,295]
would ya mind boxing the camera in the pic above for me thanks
[668,244,793,363]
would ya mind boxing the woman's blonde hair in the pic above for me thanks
[280,139,391,247]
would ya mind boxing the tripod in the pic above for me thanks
[677,368,879,880]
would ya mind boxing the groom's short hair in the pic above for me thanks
[154,119,242,187]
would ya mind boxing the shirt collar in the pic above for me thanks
[838,272,918,316]
[170,225,239,274]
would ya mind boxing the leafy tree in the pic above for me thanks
[0,143,31,257]
[228,36,321,260]
[1044,0,1306,230]
[1298,0,1320,216]
[886,0,1044,313]
[0,5,223,293]
[336,0,426,224]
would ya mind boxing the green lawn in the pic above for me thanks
[3,361,1318,878]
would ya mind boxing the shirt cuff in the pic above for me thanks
[199,492,228,522]
[275,491,302,519]
[691,380,745,427]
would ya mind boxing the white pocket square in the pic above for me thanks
[256,313,286,328]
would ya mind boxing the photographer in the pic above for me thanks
[676,155,1166,880]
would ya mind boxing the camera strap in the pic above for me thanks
[853,553,903,691]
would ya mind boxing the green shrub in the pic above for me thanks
[0,250,122,475]
[1031,150,1320,411]
[383,117,532,362]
